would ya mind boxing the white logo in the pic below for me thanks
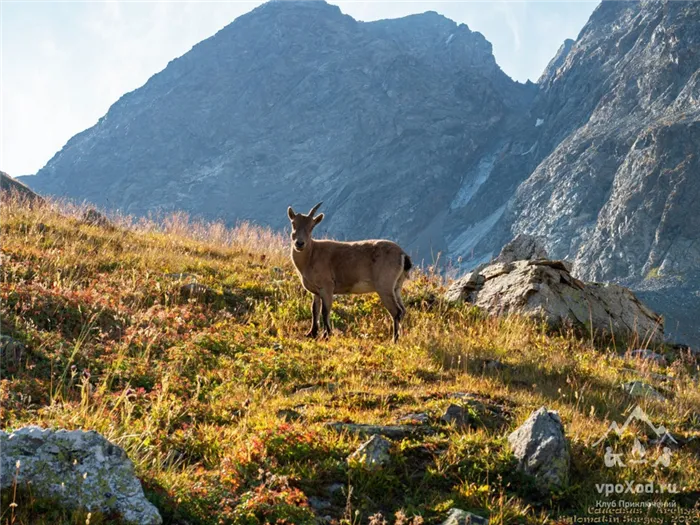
[593,405,676,468]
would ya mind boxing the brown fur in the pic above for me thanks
[288,202,411,342]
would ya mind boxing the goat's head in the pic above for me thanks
[287,202,324,252]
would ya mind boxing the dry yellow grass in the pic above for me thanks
[1,194,698,524]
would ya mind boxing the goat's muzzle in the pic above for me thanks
[294,240,305,251]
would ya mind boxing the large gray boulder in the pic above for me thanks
[445,257,664,344]
[0,426,162,524]
[493,234,548,264]
[507,407,569,491]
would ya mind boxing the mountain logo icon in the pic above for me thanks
[593,405,676,469]
[592,405,676,448]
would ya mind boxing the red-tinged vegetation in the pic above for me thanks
[1,194,699,524]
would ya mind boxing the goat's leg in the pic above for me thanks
[305,294,321,338]
[319,288,334,338]
[378,290,402,343]
[394,275,407,320]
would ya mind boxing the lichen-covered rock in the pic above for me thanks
[347,434,391,469]
[327,422,430,439]
[445,257,664,344]
[445,272,485,303]
[622,381,666,401]
[507,407,569,491]
[0,426,162,524]
[441,508,489,525]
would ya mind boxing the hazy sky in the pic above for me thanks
[1,1,598,176]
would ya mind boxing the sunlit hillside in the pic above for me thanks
[1,195,698,524]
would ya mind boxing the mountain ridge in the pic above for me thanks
[19,0,700,345]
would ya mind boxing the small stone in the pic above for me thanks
[276,409,302,421]
[441,508,489,525]
[0,335,26,365]
[81,208,113,229]
[443,393,509,429]
[307,496,332,511]
[629,349,667,365]
[397,413,430,425]
[180,283,214,301]
[347,434,391,469]
[622,381,666,401]
[441,404,473,428]
[324,483,344,496]
[483,359,505,371]
[507,407,570,491]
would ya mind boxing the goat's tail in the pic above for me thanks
[402,253,413,273]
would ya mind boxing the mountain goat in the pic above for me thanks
[287,202,412,342]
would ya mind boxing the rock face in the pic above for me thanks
[20,0,533,264]
[445,241,664,344]
[476,1,700,345]
[507,408,569,491]
[0,426,162,525]
[18,0,700,345]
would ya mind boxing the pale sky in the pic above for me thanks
[1,1,598,176]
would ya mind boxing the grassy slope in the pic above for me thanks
[1,196,698,525]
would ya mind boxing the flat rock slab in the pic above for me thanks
[0,426,162,524]
[397,413,431,425]
[326,422,432,439]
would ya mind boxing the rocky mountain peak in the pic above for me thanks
[537,38,574,86]
[19,0,700,345]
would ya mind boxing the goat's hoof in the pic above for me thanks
[305,330,318,339]
[320,331,331,340]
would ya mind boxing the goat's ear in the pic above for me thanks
[287,207,296,221]
[313,213,324,226]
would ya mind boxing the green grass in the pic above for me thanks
[1,195,699,524]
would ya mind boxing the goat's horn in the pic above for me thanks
[308,202,323,216]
